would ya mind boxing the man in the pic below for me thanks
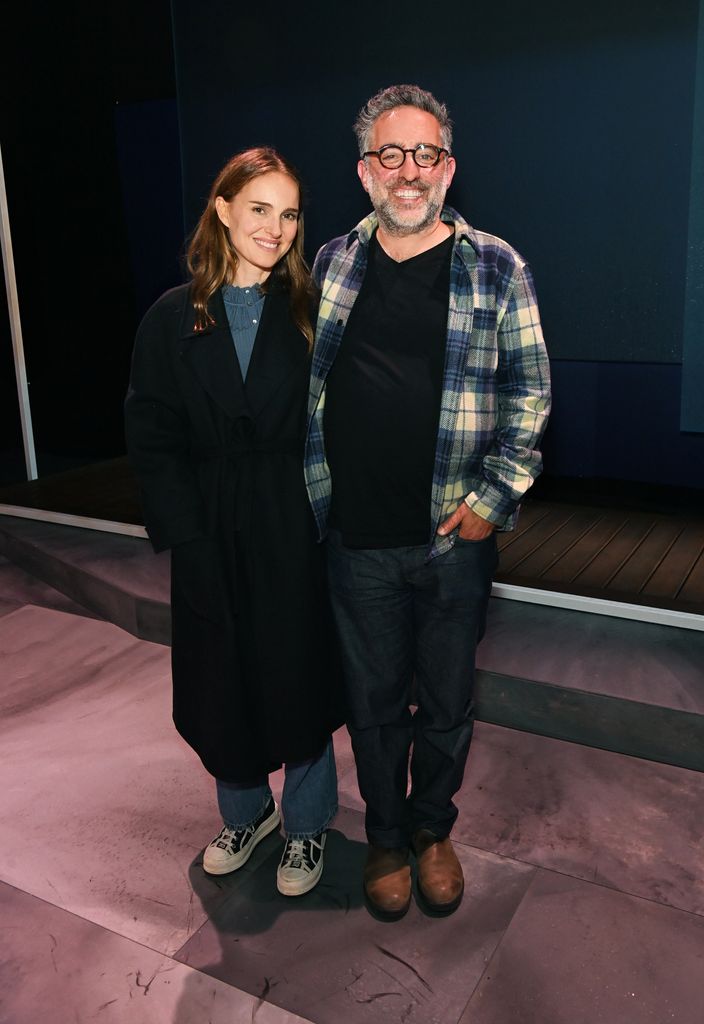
[305,84,551,919]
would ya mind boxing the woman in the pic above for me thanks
[124,148,342,896]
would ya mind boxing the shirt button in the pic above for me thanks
[253,319,257,324]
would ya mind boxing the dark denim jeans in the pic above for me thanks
[327,529,498,847]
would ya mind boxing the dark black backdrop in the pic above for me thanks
[0,0,180,480]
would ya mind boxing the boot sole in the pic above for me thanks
[363,890,412,922]
[416,881,464,916]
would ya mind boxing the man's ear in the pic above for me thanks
[357,159,370,194]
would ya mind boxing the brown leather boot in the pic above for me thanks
[413,829,464,915]
[363,844,412,921]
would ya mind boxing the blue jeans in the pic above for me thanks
[216,738,338,839]
[327,530,498,848]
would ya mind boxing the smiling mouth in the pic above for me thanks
[392,188,426,201]
[253,238,279,250]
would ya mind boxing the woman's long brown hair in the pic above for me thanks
[186,147,314,346]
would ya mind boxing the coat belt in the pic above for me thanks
[190,437,304,615]
[193,438,301,460]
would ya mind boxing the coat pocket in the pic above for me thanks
[171,537,226,623]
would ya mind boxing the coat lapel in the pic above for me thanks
[178,286,305,422]
[244,290,306,419]
[179,288,250,421]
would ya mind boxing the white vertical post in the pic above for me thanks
[0,141,37,480]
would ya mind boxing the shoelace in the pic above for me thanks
[282,838,308,869]
[216,823,254,852]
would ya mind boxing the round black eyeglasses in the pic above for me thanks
[363,144,449,169]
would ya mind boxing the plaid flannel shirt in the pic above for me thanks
[304,205,551,559]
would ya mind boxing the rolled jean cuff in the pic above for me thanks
[284,801,338,840]
[219,786,273,831]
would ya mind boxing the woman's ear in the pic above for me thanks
[214,196,230,227]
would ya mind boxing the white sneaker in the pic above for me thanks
[276,832,327,896]
[203,798,280,875]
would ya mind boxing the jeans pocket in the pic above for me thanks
[446,532,499,575]
[453,533,493,546]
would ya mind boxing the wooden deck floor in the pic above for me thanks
[498,500,704,615]
[0,458,143,525]
[2,459,703,615]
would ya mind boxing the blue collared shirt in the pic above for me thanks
[222,283,264,378]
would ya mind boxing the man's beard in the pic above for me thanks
[367,173,449,237]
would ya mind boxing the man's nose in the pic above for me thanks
[398,152,420,177]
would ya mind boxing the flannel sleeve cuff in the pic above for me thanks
[464,489,513,528]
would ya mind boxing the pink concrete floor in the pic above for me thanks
[1,558,703,1023]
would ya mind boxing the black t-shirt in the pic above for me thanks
[324,231,452,548]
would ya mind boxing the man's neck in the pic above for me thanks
[375,218,453,262]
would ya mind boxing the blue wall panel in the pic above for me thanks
[543,362,703,484]
[171,0,704,485]
[682,0,704,432]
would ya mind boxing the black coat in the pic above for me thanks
[125,283,342,782]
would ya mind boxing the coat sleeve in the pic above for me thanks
[465,263,551,525]
[124,297,207,552]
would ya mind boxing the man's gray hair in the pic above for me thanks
[353,84,453,156]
